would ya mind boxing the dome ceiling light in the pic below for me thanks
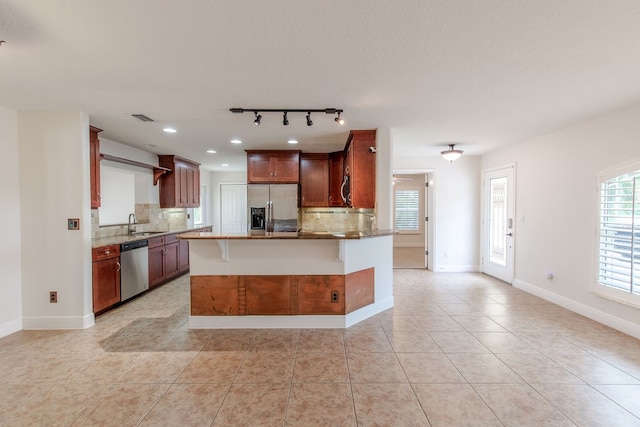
[441,144,464,163]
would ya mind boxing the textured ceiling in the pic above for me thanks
[2,0,640,171]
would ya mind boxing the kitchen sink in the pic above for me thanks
[131,231,166,237]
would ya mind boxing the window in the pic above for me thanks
[596,168,640,304]
[395,189,420,232]
[193,184,207,226]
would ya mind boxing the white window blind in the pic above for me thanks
[598,171,640,295]
[395,189,420,232]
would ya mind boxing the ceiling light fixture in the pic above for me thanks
[163,127,177,133]
[230,107,343,126]
[206,149,217,154]
[441,144,464,163]
[287,139,298,145]
[230,139,242,144]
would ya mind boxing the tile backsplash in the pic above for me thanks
[91,203,188,239]
[299,207,375,233]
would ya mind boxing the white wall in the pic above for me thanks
[18,111,93,329]
[0,106,23,337]
[482,102,640,337]
[375,127,393,230]
[394,155,481,272]
[210,171,247,232]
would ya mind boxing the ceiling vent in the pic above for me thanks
[131,114,154,122]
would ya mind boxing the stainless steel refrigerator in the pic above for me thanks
[247,184,299,232]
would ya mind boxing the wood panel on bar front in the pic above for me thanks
[190,268,374,316]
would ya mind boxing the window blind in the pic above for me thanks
[395,189,420,231]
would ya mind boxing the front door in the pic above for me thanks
[482,165,515,283]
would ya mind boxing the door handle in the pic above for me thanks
[505,232,513,237]
[116,262,121,272]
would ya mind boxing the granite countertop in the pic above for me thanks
[178,229,394,240]
[92,226,212,248]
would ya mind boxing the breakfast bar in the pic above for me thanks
[179,230,394,328]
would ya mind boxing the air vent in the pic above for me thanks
[131,114,154,122]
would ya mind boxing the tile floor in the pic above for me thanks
[2,271,640,426]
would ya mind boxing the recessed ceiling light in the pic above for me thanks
[206,149,217,154]
[163,127,177,133]
[230,139,242,144]
[221,163,229,167]
[287,139,298,144]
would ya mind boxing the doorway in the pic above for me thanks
[392,173,429,269]
[481,165,516,283]
[220,184,247,234]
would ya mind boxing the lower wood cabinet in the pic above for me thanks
[148,235,180,288]
[91,244,121,313]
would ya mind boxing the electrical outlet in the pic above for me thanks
[49,291,58,303]
[67,218,80,230]
[331,291,339,303]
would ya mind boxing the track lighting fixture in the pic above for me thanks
[441,144,464,163]
[230,107,344,126]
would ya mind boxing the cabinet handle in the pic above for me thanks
[105,250,110,255]
[116,262,121,272]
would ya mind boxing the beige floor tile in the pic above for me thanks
[533,384,640,426]
[414,315,465,332]
[297,329,345,352]
[347,352,407,383]
[384,330,441,352]
[412,383,502,426]
[293,351,349,383]
[517,332,589,355]
[546,352,640,384]
[13,354,91,384]
[437,303,479,315]
[286,383,356,426]
[154,330,210,351]
[118,351,198,383]
[344,329,394,353]
[66,352,146,383]
[71,383,169,427]
[496,352,583,384]
[473,383,573,426]
[451,315,507,332]
[429,331,490,353]
[213,383,289,426]
[0,383,53,418]
[176,351,246,384]
[351,383,429,426]
[447,353,523,384]
[203,329,255,352]
[396,352,466,383]
[594,384,640,418]
[596,352,640,380]
[473,332,536,353]
[378,315,424,332]
[234,351,295,384]
[250,329,300,352]
[139,383,228,426]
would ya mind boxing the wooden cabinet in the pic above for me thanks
[91,244,120,313]
[179,238,190,274]
[158,155,201,208]
[344,130,376,208]
[246,150,300,183]
[89,126,103,208]
[328,151,346,207]
[148,234,182,288]
[300,153,329,207]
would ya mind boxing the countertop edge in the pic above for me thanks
[178,230,394,240]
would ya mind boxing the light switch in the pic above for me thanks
[68,218,80,230]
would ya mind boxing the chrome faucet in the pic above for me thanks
[128,213,137,234]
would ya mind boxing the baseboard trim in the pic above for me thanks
[22,313,95,330]
[0,318,22,338]
[513,279,640,340]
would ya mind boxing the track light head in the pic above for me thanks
[283,112,289,126]
[334,112,344,125]
[254,112,262,126]
[306,112,313,127]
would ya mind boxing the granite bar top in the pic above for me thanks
[178,229,394,240]
[92,226,212,248]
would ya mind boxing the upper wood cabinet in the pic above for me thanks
[158,155,201,208]
[246,150,300,183]
[89,126,103,208]
[345,130,376,208]
[300,153,329,207]
[328,151,346,207]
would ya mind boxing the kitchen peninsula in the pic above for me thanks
[180,230,393,328]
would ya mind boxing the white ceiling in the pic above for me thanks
[2,0,640,171]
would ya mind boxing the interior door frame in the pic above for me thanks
[481,164,516,283]
[219,183,247,234]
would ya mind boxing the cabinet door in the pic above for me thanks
[148,245,165,288]
[300,154,329,207]
[164,241,180,280]
[92,257,120,313]
[347,130,376,208]
[328,151,345,207]
[271,152,300,183]
[247,151,300,183]
[178,163,189,207]
[247,153,273,183]
[179,238,190,273]
[89,127,102,208]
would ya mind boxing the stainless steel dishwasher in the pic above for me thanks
[120,239,149,302]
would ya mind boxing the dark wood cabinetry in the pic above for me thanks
[328,151,346,207]
[91,244,120,313]
[158,155,201,208]
[148,235,180,288]
[344,130,376,208]
[89,126,103,209]
[300,153,329,207]
[246,150,300,183]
